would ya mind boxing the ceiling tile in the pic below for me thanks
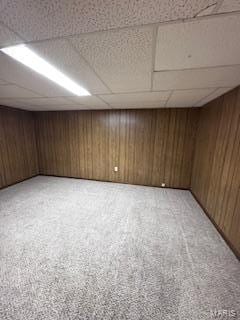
[155,14,240,71]
[17,106,42,111]
[16,97,74,106]
[111,104,166,109]
[0,98,57,111]
[86,105,111,110]
[0,52,83,97]
[0,79,8,85]
[0,22,23,47]
[34,104,110,111]
[196,3,217,16]
[66,96,109,108]
[166,88,215,108]
[195,87,233,106]
[0,84,40,98]
[0,99,26,108]
[70,26,153,92]
[217,1,240,13]
[153,65,240,91]
[100,91,170,108]
[0,1,217,42]
[30,39,110,94]
[0,99,41,110]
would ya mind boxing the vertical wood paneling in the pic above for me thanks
[191,87,240,257]
[0,106,38,189]
[118,110,135,184]
[151,109,198,189]
[230,188,240,251]
[119,109,156,186]
[91,111,110,181]
[1,100,238,257]
[36,112,70,176]
[69,111,91,179]
[108,111,120,182]
[36,108,198,189]
[0,112,6,187]
[151,109,169,187]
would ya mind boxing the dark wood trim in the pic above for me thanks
[191,190,240,261]
[38,173,189,190]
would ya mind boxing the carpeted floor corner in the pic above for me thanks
[0,176,239,320]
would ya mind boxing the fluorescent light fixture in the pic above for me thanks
[0,44,90,96]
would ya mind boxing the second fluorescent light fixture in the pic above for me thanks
[0,44,90,96]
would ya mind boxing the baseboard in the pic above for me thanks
[38,173,189,191]
[191,190,240,262]
[0,174,39,191]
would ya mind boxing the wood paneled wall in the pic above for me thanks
[191,87,240,257]
[35,108,198,189]
[0,106,39,189]
[1,99,239,257]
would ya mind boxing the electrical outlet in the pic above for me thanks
[161,183,166,187]
[114,166,118,172]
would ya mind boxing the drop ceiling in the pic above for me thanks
[0,0,240,111]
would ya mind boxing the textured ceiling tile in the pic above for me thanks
[30,39,110,94]
[0,1,217,41]
[100,91,170,108]
[16,106,41,111]
[166,88,215,108]
[0,53,81,97]
[195,87,233,106]
[0,22,23,47]
[20,97,110,111]
[217,0,240,13]
[0,99,26,108]
[0,99,47,110]
[0,84,40,98]
[153,65,240,91]
[35,104,110,111]
[0,79,8,84]
[155,15,240,71]
[16,97,74,106]
[0,103,93,111]
[86,105,111,110]
[66,96,109,108]
[111,103,166,109]
[70,27,153,92]
[195,3,217,16]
